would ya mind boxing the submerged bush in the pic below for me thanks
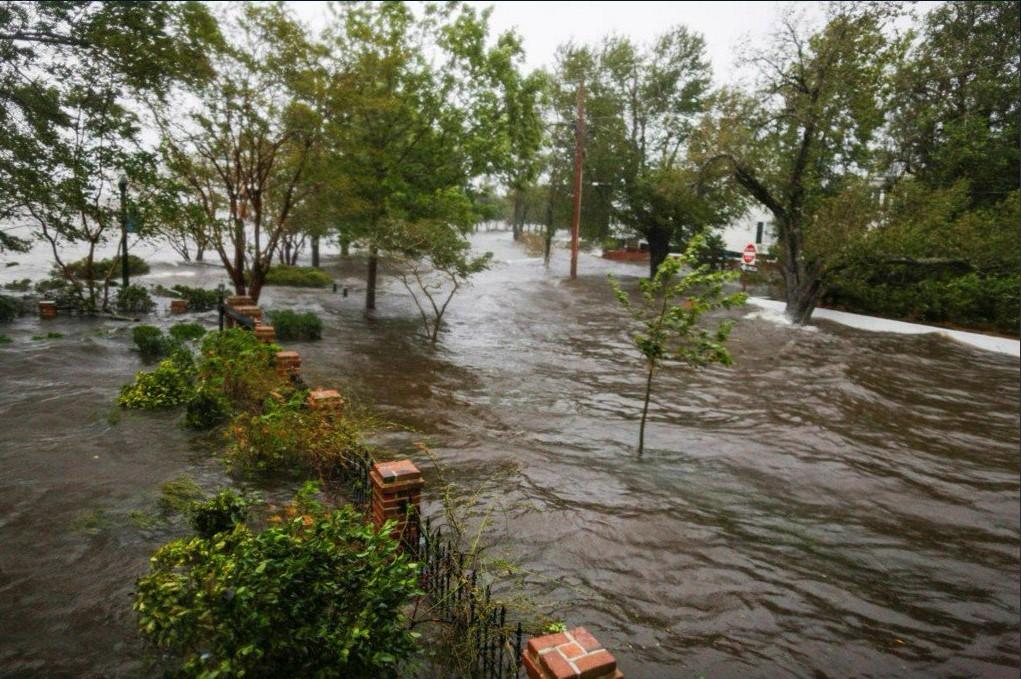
[268,309,322,341]
[117,284,156,313]
[132,325,176,360]
[183,385,230,431]
[2,278,31,292]
[135,494,420,679]
[189,488,252,539]
[169,322,207,343]
[263,265,332,288]
[118,350,195,409]
[171,285,220,312]
[65,254,150,279]
[0,294,19,322]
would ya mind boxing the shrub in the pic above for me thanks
[262,265,332,288]
[116,284,156,313]
[189,489,252,539]
[0,294,19,322]
[171,285,220,312]
[267,309,322,341]
[118,351,195,409]
[196,329,284,412]
[134,495,420,679]
[225,392,362,475]
[0,335,11,344]
[33,277,81,309]
[183,386,230,431]
[169,322,207,343]
[65,254,150,279]
[158,476,204,516]
[3,278,31,292]
[132,325,176,360]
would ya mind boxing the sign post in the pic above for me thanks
[740,243,757,292]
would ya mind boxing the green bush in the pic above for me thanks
[116,284,156,313]
[172,285,220,312]
[267,309,322,341]
[0,294,19,322]
[189,489,252,539]
[3,278,31,292]
[169,322,207,343]
[134,492,420,679]
[184,386,230,431]
[65,254,150,279]
[197,329,284,413]
[263,266,332,288]
[33,277,81,309]
[118,351,195,409]
[132,325,176,360]
[0,335,11,344]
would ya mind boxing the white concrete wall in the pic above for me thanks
[718,206,775,253]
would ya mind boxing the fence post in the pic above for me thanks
[369,459,423,550]
[38,301,57,319]
[522,627,622,679]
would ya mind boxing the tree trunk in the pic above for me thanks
[638,362,655,457]
[366,245,378,311]
[646,227,670,278]
[340,238,350,257]
[311,235,320,268]
[512,190,524,241]
[195,245,204,262]
[784,277,822,324]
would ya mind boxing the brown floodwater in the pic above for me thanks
[0,231,1018,678]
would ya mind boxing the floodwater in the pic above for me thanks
[0,231,1018,678]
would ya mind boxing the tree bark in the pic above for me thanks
[512,189,524,241]
[311,235,320,268]
[638,362,655,457]
[366,245,378,311]
[646,226,670,278]
[340,238,350,257]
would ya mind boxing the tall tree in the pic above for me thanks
[155,4,323,301]
[0,1,220,255]
[700,6,903,323]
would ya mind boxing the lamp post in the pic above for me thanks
[118,175,129,289]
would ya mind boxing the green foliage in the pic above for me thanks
[65,254,150,280]
[118,351,196,409]
[133,325,176,360]
[189,489,252,539]
[184,386,231,431]
[0,335,11,344]
[32,332,63,340]
[609,235,746,454]
[134,496,420,678]
[267,310,323,341]
[196,329,284,413]
[158,476,205,516]
[170,285,220,312]
[263,266,332,288]
[225,391,363,475]
[2,278,32,292]
[169,322,207,343]
[0,294,19,322]
[116,285,156,314]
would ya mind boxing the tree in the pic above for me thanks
[609,235,745,456]
[154,4,323,302]
[322,1,534,311]
[550,28,715,271]
[0,1,220,254]
[388,220,493,344]
[700,6,903,323]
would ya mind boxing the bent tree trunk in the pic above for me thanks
[646,227,670,278]
[638,362,655,456]
[784,275,823,325]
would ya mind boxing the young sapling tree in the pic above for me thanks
[609,235,746,455]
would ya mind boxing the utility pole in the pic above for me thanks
[570,81,585,280]
[118,175,129,289]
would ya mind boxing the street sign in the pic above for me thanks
[742,243,757,265]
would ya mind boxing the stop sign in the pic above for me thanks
[742,243,757,265]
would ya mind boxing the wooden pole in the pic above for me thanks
[570,81,585,280]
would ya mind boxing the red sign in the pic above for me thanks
[742,243,757,265]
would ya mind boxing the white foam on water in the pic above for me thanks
[747,297,1020,358]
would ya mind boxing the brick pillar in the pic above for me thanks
[275,350,301,378]
[232,305,262,324]
[523,627,622,679]
[254,323,276,344]
[38,301,57,319]
[307,387,343,410]
[226,295,254,308]
[170,299,188,314]
[369,460,423,547]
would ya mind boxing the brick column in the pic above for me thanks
[275,350,301,378]
[170,299,188,314]
[226,295,254,307]
[369,460,423,547]
[232,305,262,324]
[38,301,57,319]
[307,388,343,410]
[254,323,276,344]
[523,627,622,679]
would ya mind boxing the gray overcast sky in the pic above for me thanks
[287,1,823,84]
